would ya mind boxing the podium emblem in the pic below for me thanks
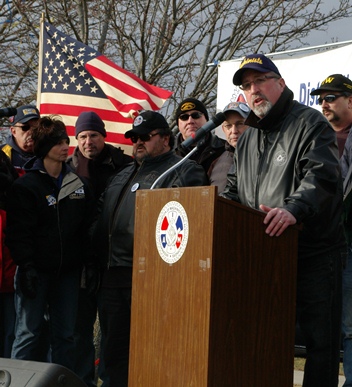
[155,201,189,264]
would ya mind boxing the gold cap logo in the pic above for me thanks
[181,102,196,111]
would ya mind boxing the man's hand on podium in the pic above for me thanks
[259,205,297,237]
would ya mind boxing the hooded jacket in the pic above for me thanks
[92,150,208,269]
[5,158,94,273]
[222,86,346,259]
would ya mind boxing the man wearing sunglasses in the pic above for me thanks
[221,53,345,387]
[174,97,225,176]
[310,74,352,157]
[91,110,208,387]
[1,105,40,176]
[313,74,352,387]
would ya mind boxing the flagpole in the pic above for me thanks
[36,13,45,111]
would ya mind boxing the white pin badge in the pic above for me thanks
[131,183,139,192]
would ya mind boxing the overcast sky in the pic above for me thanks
[304,2,352,47]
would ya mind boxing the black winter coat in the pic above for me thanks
[222,87,346,259]
[6,159,94,273]
[92,150,209,269]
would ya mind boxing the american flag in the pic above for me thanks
[37,20,172,154]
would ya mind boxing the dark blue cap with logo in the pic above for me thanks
[233,54,281,86]
[13,105,40,125]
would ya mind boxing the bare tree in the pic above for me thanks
[0,0,350,128]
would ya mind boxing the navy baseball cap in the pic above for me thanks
[13,105,40,125]
[233,54,281,86]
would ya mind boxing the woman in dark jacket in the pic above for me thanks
[6,116,94,371]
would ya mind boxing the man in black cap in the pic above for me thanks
[67,110,132,387]
[1,105,40,175]
[312,75,352,387]
[222,53,345,387]
[92,110,208,387]
[174,97,225,176]
[310,74,352,157]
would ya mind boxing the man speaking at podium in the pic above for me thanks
[92,110,208,387]
[221,54,346,387]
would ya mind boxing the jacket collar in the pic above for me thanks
[245,86,294,131]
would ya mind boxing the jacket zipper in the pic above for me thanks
[255,132,268,209]
[107,163,141,268]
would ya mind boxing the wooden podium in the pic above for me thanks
[129,186,299,387]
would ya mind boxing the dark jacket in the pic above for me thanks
[92,150,209,269]
[67,143,133,201]
[1,136,35,175]
[208,142,234,194]
[340,125,352,243]
[175,132,226,175]
[222,86,346,259]
[5,159,94,273]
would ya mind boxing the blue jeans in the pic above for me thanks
[11,268,80,370]
[343,247,352,386]
[296,249,343,387]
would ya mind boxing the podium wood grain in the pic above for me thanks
[129,186,298,387]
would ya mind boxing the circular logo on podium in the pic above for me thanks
[155,201,189,264]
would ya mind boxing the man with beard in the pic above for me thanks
[312,75,352,387]
[221,53,345,387]
[310,74,352,157]
[92,110,208,387]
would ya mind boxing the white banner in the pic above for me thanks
[216,43,352,113]
[215,43,352,139]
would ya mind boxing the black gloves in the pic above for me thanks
[84,263,100,296]
[18,265,39,299]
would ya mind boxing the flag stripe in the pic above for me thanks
[89,55,172,100]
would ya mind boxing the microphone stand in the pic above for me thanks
[150,140,203,190]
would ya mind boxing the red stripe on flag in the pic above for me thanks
[96,56,172,100]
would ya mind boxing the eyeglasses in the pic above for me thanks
[239,75,280,91]
[13,124,31,131]
[178,112,204,121]
[318,94,346,105]
[130,132,161,143]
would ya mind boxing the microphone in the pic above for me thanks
[0,107,17,118]
[180,112,226,149]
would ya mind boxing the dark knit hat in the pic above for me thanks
[125,111,169,138]
[233,53,281,86]
[32,116,69,158]
[13,105,40,125]
[310,74,352,96]
[175,98,209,121]
[75,111,106,138]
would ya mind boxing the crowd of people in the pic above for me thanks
[0,54,351,387]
